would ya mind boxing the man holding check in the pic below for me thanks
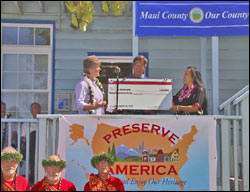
[123,55,157,115]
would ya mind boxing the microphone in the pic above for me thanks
[114,66,121,74]
[114,66,121,114]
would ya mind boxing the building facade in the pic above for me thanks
[1,1,249,117]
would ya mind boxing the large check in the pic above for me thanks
[107,78,172,110]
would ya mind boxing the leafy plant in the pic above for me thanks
[65,1,127,32]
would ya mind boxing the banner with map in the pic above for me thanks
[58,115,217,191]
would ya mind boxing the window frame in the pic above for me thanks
[1,20,55,116]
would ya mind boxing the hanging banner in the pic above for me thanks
[135,1,249,37]
[58,115,217,191]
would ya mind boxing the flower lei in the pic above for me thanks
[1,152,23,162]
[42,159,67,168]
[178,84,197,102]
[83,74,105,114]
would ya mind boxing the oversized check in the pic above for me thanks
[107,78,172,110]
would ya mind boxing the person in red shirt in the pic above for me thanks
[84,153,124,191]
[31,155,76,191]
[1,147,30,191]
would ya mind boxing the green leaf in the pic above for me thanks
[71,13,78,27]
[102,1,109,12]
[79,21,88,32]
[84,14,93,23]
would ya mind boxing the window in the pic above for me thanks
[1,22,53,118]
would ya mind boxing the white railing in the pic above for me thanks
[219,85,249,115]
[2,113,249,191]
[219,84,249,191]
[1,119,39,186]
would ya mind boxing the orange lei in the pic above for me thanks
[89,174,117,191]
[1,181,15,191]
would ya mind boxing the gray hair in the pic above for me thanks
[83,55,101,74]
[2,147,17,153]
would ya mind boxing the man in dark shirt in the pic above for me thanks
[124,56,157,115]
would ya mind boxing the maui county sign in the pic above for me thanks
[135,1,249,37]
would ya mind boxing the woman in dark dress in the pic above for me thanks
[170,66,208,115]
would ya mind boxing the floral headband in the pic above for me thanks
[42,159,67,168]
[1,152,23,162]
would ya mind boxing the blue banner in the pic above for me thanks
[135,1,249,37]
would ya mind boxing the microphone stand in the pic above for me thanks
[115,73,119,114]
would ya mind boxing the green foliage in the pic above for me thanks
[1,152,23,162]
[65,1,127,32]
[111,143,117,161]
[91,153,115,168]
[103,1,127,15]
[42,159,67,168]
[126,156,142,162]
[108,146,111,154]
[116,156,127,162]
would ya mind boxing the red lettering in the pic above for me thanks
[122,125,132,135]
[162,127,170,137]
[132,124,140,133]
[151,124,160,135]
[169,133,180,145]
[142,123,150,133]
[156,165,166,175]
[109,168,114,174]
[167,165,178,175]
[140,165,150,175]
[103,134,111,144]
[152,165,155,175]
[130,165,139,175]
[112,128,122,139]
[116,165,127,175]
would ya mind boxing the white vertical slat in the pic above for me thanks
[25,123,30,181]
[221,119,230,191]
[8,123,11,147]
[34,122,39,184]
[52,118,57,155]
[225,104,231,116]
[17,122,21,175]
[38,118,47,181]
[241,97,249,191]
[233,119,239,191]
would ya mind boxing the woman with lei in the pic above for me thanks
[84,153,124,191]
[1,147,30,191]
[31,155,76,191]
[75,55,106,114]
[170,66,208,115]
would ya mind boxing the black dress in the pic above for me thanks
[173,86,208,115]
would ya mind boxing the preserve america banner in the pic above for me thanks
[58,115,217,191]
